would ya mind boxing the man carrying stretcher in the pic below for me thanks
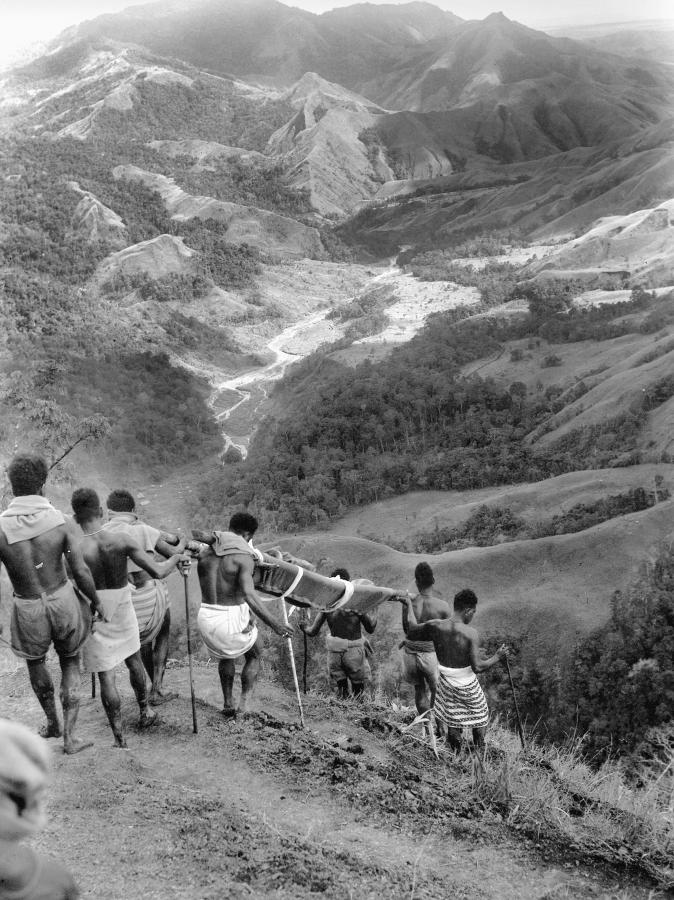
[193,513,294,719]
[398,588,507,754]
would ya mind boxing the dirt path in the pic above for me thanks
[0,660,658,900]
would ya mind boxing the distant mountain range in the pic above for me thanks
[2,0,671,236]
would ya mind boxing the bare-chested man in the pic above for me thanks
[300,568,377,699]
[399,588,507,753]
[103,489,184,706]
[71,488,190,748]
[400,562,450,717]
[0,454,102,754]
[193,512,294,718]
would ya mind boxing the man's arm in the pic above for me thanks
[401,596,434,641]
[238,557,294,638]
[300,611,327,637]
[63,521,102,613]
[469,631,507,673]
[155,534,185,559]
[126,537,189,579]
[356,611,377,634]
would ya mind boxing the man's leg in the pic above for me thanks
[98,670,127,748]
[239,642,262,717]
[472,726,487,758]
[59,654,93,754]
[218,658,237,717]
[446,726,463,752]
[148,610,177,706]
[26,658,62,739]
[124,651,157,727]
[139,641,154,682]
[414,683,431,716]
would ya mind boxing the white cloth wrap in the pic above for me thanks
[81,585,141,673]
[434,664,489,729]
[197,603,258,659]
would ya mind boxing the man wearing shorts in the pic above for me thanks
[300,569,377,699]
[0,454,102,755]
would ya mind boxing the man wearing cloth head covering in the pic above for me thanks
[0,453,103,755]
[0,717,79,898]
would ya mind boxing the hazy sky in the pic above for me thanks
[2,0,672,67]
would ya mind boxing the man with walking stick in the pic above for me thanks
[192,513,294,719]
[394,588,508,756]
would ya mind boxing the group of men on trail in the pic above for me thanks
[0,451,507,762]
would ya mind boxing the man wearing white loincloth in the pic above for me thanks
[400,562,450,718]
[104,489,184,706]
[71,489,190,748]
[398,588,507,753]
[194,513,294,719]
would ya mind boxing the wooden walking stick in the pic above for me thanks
[301,610,309,694]
[281,598,305,727]
[504,655,526,750]
[182,567,198,734]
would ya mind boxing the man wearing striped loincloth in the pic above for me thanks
[399,588,507,753]
[103,490,184,706]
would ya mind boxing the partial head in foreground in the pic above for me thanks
[414,561,434,590]
[229,511,258,539]
[454,588,478,622]
[7,454,49,497]
[106,489,135,513]
[330,568,350,581]
[72,488,103,527]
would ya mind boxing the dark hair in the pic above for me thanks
[330,568,350,580]
[414,561,434,590]
[7,454,48,496]
[72,488,101,525]
[106,489,135,512]
[454,588,478,612]
[229,512,258,535]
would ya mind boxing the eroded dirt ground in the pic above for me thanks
[0,657,664,899]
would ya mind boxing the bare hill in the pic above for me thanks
[113,165,323,258]
[329,464,674,545]
[523,200,674,287]
[278,498,674,653]
[96,234,197,282]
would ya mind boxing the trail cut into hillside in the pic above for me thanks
[1,658,669,899]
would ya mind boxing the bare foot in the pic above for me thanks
[149,691,178,707]
[39,722,62,739]
[222,707,237,719]
[138,711,160,728]
[63,738,93,755]
[113,739,129,749]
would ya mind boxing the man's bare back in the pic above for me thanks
[0,520,98,607]
[197,552,248,606]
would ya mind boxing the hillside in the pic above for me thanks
[277,498,674,653]
[329,464,674,545]
[1,659,669,898]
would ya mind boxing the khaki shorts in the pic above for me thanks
[328,646,371,687]
[11,582,92,661]
[402,648,439,689]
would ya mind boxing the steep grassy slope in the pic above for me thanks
[329,464,674,545]
[278,498,674,653]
